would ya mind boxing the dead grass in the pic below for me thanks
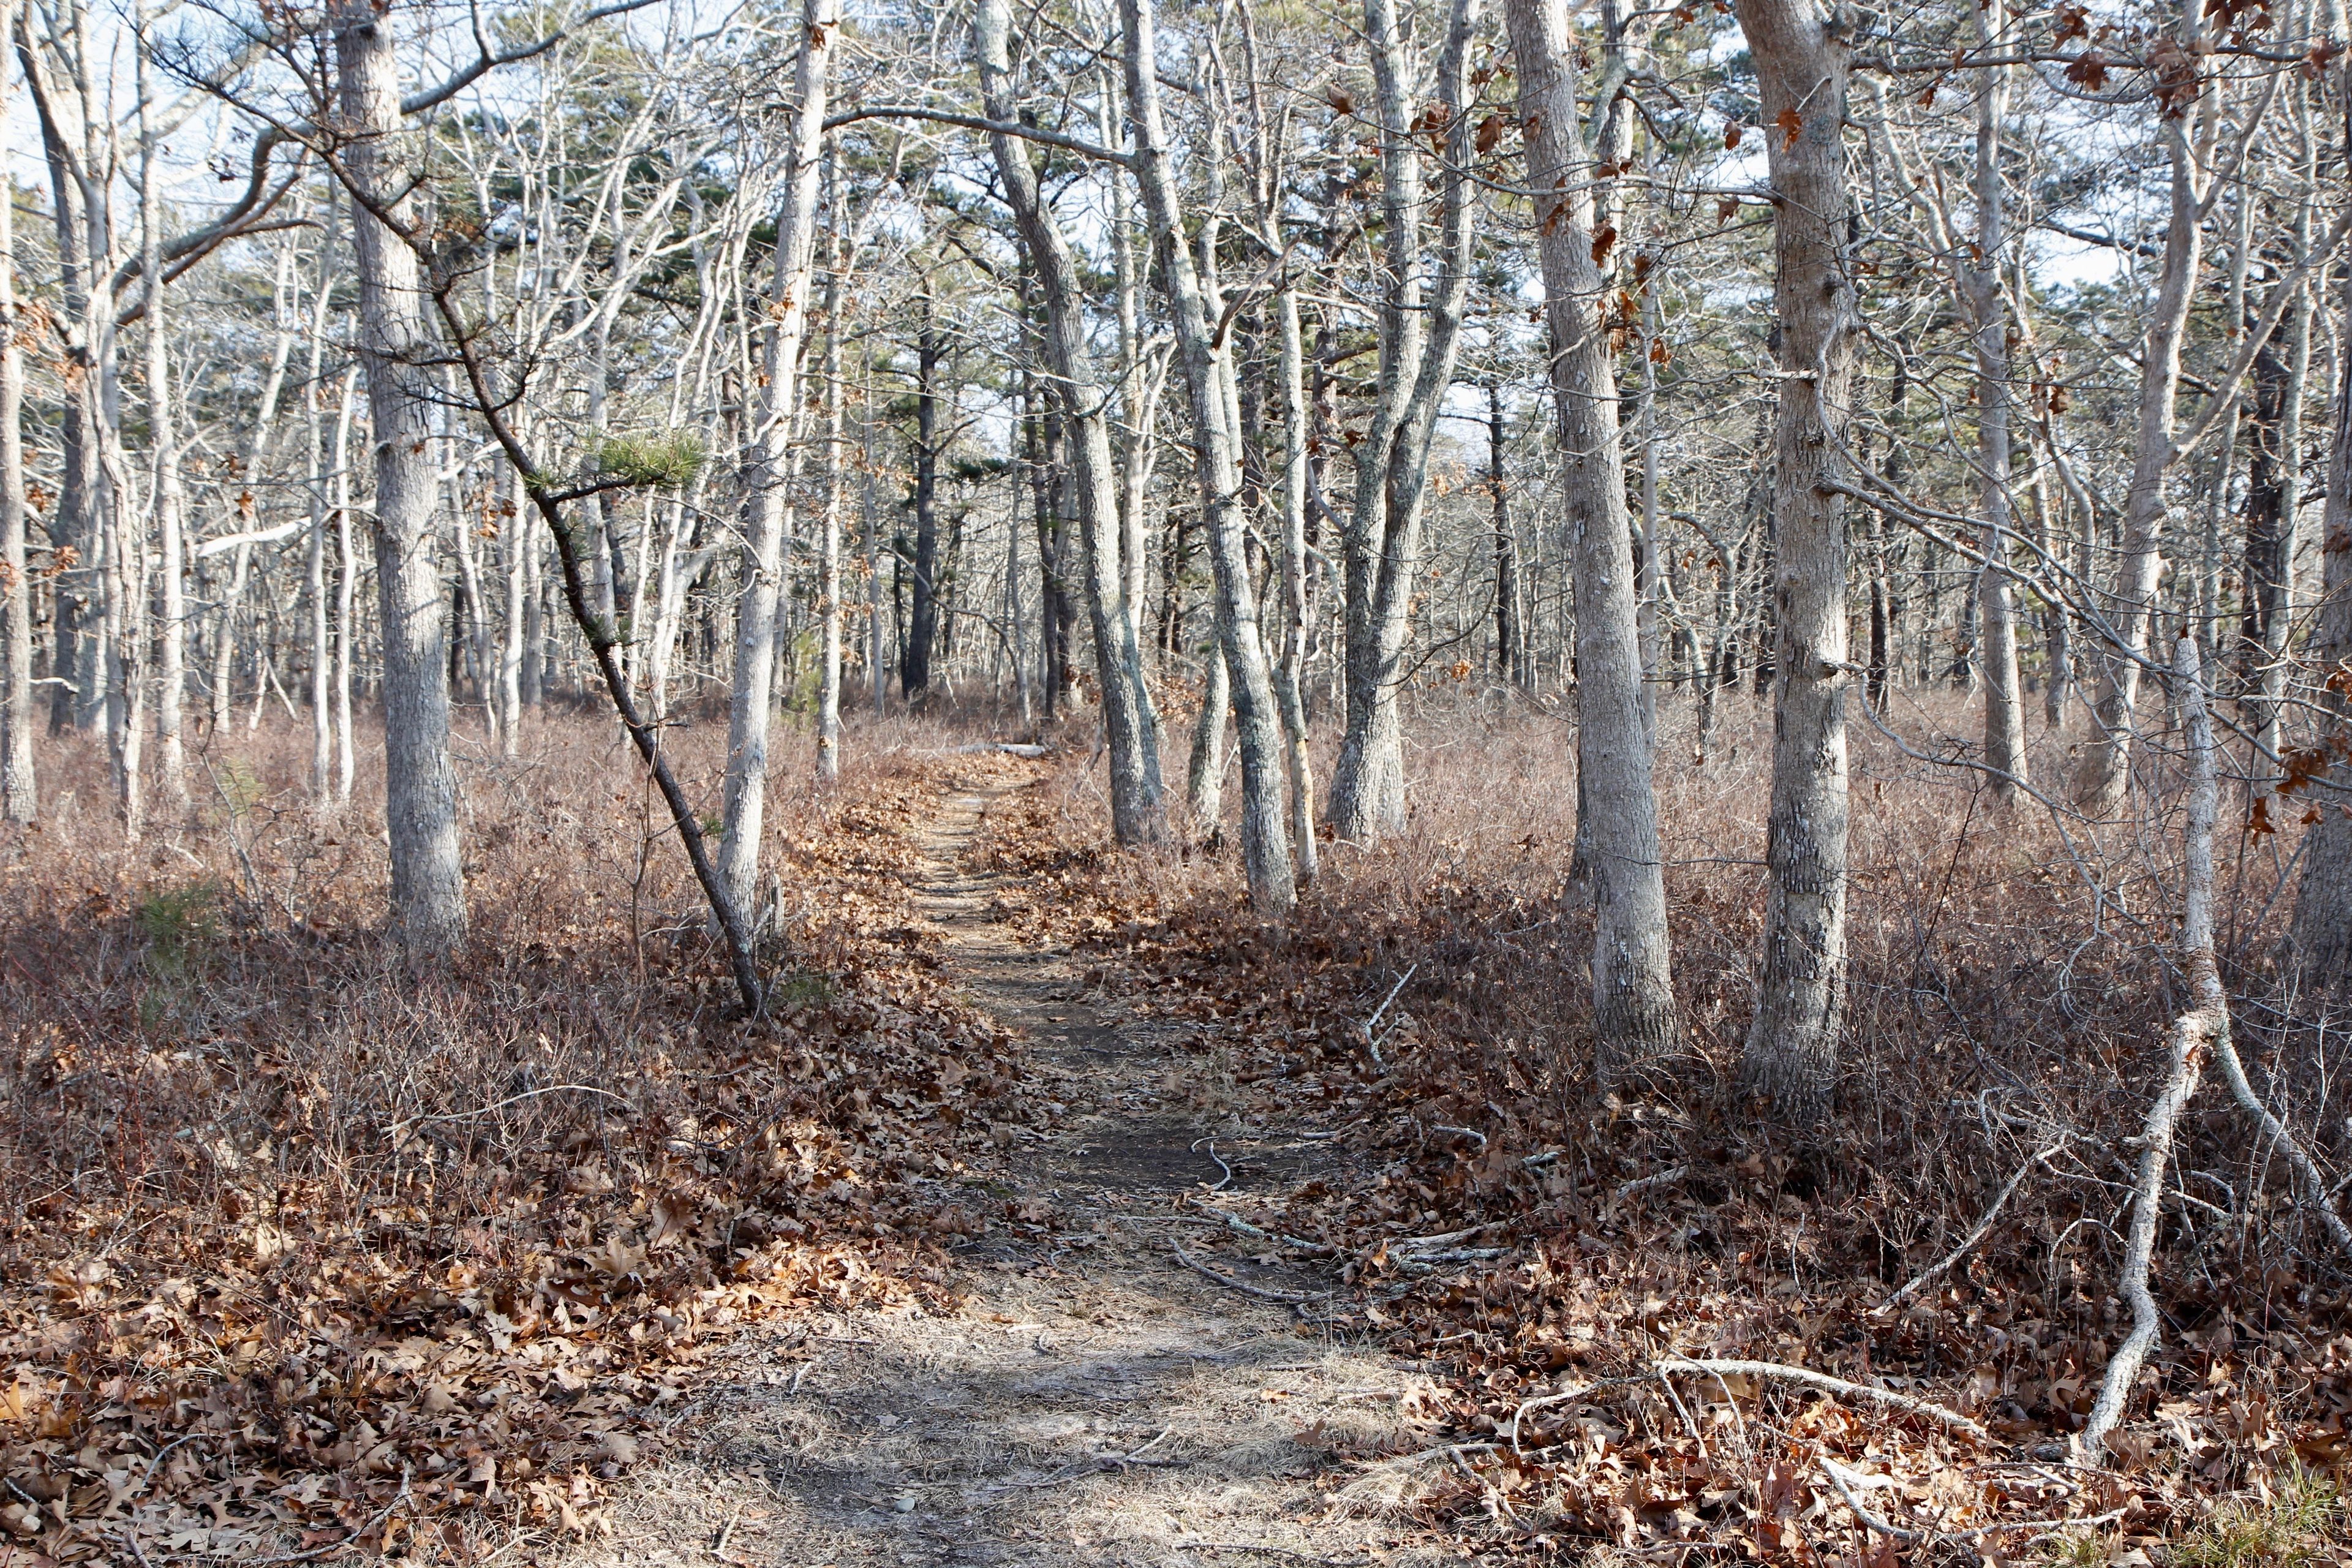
[974,684,2352,1554]
[0,704,1044,1559]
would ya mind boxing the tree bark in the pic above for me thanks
[1118,0,1294,911]
[1731,0,1858,1118]
[1505,0,1679,1082]
[1324,0,1477,840]
[2287,89,2352,990]
[0,0,34,823]
[1962,13,2025,799]
[816,154,845,780]
[976,0,1166,840]
[334,0,467,948]
[718,0,837,911]
[2071,24,2209,814]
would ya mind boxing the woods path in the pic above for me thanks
[572,779,1452,1567]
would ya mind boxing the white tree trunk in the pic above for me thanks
[718,0,837,913]
[2073,27,2211,813]
[0,0,34,824]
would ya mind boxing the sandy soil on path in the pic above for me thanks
[567,780,1461,1567]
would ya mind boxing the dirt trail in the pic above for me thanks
[572,780,1453,1567]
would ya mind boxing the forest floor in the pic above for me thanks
[6,706,2350,1566]
[570,776,1465,1567]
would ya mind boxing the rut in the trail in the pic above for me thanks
[569,780,1460,1567]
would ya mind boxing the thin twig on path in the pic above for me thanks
[1170,1238,1332,1303]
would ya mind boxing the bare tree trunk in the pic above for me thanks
[976,0,1167,839]
[1274,288,1319,883]
[902,305,942,699]
[1731,0,1857,1118]
[333,386,358,804]
[1325,0,1477,841]
[1963,15,2025,799]
[1505,0,1678,1082]
[2079,632,2225,1461]
[1120,0,1294,911]
[816,156,845,781]
[0,0,33,824]
[334,0,466,948]
[2073,23,2210,814]
[718,0,837,912]
[2288,99,2352,989]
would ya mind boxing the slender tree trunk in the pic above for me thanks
[1506,0,1678,1081]
[334,0,466,947]
[1325,0,1477,840]
[816,157,845,780]
[903,307,942,700]
[1274,288,1319,882]
[1488,383,1523,691]
[1731,0,1858,1118]
[2288,84,2352,990]
[2073,24,2210,813]
[1120,0,1294,911]
[717,0,836,912]
[1963,18,2025,799]
[977,0,1167,839]
[0,0,34,824]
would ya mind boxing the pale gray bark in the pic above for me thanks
[137,36,187,816]
[1119,0,1294,910]
[719,0,837,912]
[1962,15,2025,799]
[2287,104,2352,990]
[1504,0,1678,1082]
[2079,634,2225,1462]
[1325,0,1478,840]
[977,0,1166,842]
[816,157,845,781]
[334,0,466,947]
[0,0,32,823]
[2072,21,2212,814]
[1731,0,1858,1118]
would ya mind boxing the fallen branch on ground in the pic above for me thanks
[1170,1238,1331,1303]
[1887,1139,2068,1306]
[1654,1357,1989,1441]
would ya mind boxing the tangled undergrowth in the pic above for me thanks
[973,695,2352,1561]
[0,714,1044,1562]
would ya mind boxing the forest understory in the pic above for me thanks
[2,696,2348,1566]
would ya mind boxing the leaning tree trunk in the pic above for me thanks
[1506,0,1679,1083]
[976,0,1167,842]
[2072,39,2207,815]
[333,0,466,948]
[717,0,837,912]
[1731,0,1858,1119]
[1119,0,1293,912]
